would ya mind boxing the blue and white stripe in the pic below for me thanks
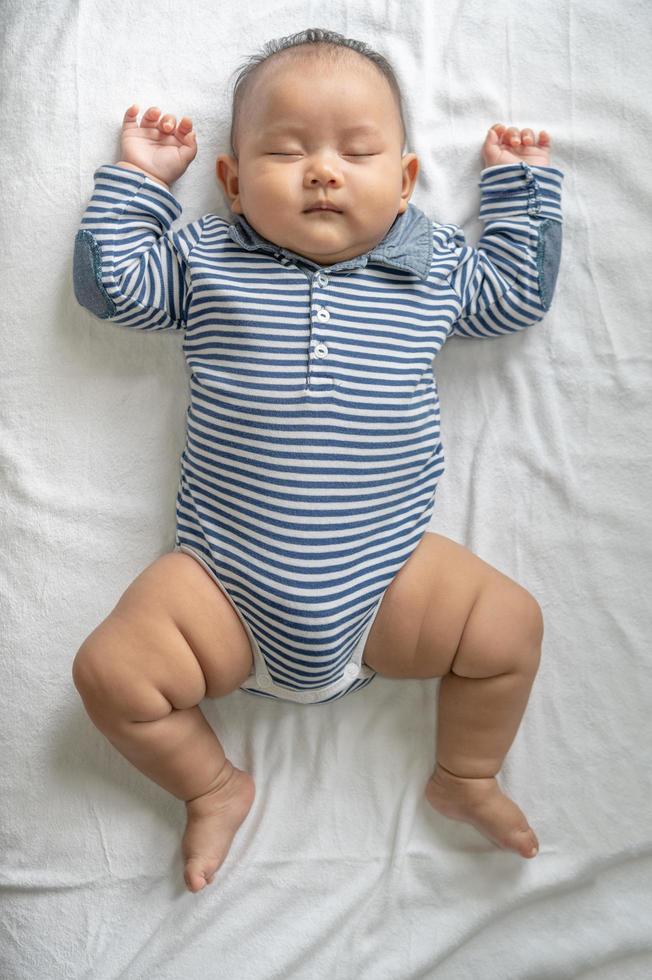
[74,160,563,704]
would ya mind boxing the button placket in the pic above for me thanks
[312,306,330,359]
[307,271,333,389]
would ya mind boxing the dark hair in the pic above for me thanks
[227,27,409,158]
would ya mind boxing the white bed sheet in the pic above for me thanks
[2,0,651,977]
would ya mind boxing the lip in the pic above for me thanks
[304,203,342,213]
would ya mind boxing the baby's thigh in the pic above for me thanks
[362,532,533,679]
[72,553,254,717]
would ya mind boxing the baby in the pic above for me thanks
[72,28,563,893]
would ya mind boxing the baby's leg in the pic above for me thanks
[363,533,543,858]
[72,552,255,892]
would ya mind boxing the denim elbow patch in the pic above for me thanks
[73,230,116,319]
[536,219,562,311]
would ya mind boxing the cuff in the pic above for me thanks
[92,164,183,226]
[478,162,564,223]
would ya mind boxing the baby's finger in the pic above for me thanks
[122,104,140,128]
[177,116,196,143]
[177,115,193,134]
[160,114,177,133]
[490,123,509,145]
[506,126,520,146]
[538,130,551,146]
[141,106,163,128]
[521,128,536,146]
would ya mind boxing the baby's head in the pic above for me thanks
[217,28,419,267]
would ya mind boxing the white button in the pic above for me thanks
[256,674,272,688]
[344,663,359,680]
[316,307,330,322]
[313,342,329,358]
[317,273,328,287]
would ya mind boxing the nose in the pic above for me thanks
[303,150,344,187]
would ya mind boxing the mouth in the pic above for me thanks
[304,204,342,213]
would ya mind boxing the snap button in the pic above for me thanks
[316,307,330,322]
[344,663,359,680]
[314,342,329,358]
[256,674,272,688]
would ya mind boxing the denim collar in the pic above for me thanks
[226,201,433,280]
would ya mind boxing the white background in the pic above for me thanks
[1,0,651,977]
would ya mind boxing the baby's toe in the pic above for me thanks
[508,825,539,858]
[184,857,214,892]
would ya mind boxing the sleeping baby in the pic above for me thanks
[72,27,563,893]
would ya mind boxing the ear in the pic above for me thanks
[216,154,243,213]
[397,153,419,213]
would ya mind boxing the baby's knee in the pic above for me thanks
[456,580,543,678]
[495,583,544,668]
[72,619,171,725]
[72,633,116,725]
[72,631,105,697]
[513,587,544,651]
[72,629,119,717]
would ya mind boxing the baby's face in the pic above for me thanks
[217,56,419,266]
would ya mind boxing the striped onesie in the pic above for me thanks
[73,161,564,705]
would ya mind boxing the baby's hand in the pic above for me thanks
[119,104,198,185]
[482,124,551,168]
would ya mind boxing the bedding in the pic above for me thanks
[1,0,651,976]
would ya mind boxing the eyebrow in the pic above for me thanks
[262,122,381,135]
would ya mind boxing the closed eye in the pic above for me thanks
[267,152,379,157]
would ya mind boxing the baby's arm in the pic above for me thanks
[445,124,564,339]
[73,105,202,330]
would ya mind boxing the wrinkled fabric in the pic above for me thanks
[2,1,651,978]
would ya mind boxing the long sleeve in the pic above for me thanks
[447,162,564,338]
[73,164,205,330]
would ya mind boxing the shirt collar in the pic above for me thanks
[226,201,433,280]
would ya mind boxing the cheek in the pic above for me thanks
[254,165,300,197]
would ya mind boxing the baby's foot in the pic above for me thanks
[425,762,539,859]
[182,759,255,892]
